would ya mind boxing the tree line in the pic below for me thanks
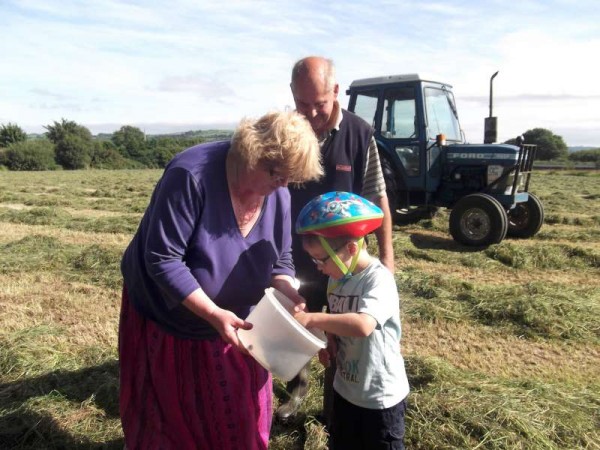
[503,128,599,163]
[0,120,598,171]
[0,120,233,171]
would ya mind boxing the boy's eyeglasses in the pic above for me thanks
[311,243,347,266]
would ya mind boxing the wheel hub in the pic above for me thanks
[508,205,530,230]
[460,208,491,240]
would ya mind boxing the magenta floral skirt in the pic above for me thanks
[118,287,272,449]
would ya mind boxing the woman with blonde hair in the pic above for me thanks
[119,110,322,449]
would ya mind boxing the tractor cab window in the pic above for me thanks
[424,87,461,141]
[382,87,417,139]
[353,90,379,128]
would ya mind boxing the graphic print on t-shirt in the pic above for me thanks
[337,342,359,383]
[329,293,359,313]
[329,292,360,383]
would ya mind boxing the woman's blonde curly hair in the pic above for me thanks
[230,110,323,184]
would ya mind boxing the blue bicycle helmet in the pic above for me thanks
[295,191,383,238]
[296,192,383,279]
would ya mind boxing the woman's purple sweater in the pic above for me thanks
[121,141,295,339]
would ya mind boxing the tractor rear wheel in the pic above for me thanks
[380,152,438,225]
[380,153,401,218]
[507,192,544,238]
[449,193,508,246]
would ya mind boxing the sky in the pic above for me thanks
[1,0,599,147]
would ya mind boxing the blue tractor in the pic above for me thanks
[347,73,544,246]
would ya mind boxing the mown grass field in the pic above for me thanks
[0,169,598,449]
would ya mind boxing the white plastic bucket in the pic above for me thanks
[238,288,327,381]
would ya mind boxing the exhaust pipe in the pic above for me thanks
[484,71,499,144]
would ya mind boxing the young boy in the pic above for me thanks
[294,191,409,450]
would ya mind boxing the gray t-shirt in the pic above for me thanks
[328,259,409,409]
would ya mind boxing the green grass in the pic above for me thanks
[0,169,599,449]
[405,356,600,449]
[0,236,123,289]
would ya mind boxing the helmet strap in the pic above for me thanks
[318,236,363,278]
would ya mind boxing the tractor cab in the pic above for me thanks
[348,75,463,205]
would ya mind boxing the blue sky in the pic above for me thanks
[1,0,599,146]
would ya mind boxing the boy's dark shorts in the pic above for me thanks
[331,390,406,450]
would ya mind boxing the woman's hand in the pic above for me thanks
[206,306,252,352]
[182,289,252,353]
[271,275,305,307]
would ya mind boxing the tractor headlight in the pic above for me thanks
[487,165,504,185]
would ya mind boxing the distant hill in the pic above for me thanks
[26,133,46,140]
[569,146,597,152]
[95,133,112,141]
[148,129,234,140]
[32,129,236,141]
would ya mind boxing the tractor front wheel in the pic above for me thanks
[507,193,544,238]
[449,193,508,246]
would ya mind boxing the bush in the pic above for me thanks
[146,136,206,168]
[45,119,92,144]
[505,128,568,160]
[111,125,148,162]
[55,134,92,169]
[3,140,58,171]
[569,148,600,167]
[90,141,142,169]
[0,123,27,147]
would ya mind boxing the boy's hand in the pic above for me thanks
[318,337,337,367]
[293,301,306,313]
[293,310,310,328]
